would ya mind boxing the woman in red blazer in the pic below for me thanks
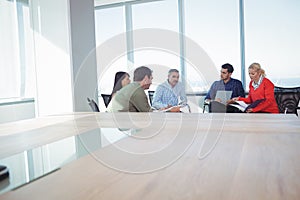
[232,63,279,113]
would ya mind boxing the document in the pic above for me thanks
[152,104,189,113]
[229,99,265,112]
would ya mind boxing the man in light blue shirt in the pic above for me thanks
[152,69,187,109]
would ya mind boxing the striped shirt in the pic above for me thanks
[152,81,187,109]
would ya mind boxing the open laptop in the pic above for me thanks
[215,90,232,105]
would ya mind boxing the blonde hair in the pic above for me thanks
[249,63,266,77]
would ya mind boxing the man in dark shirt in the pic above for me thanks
[205,63,245,112]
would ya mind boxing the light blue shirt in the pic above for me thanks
[152,80,187,109]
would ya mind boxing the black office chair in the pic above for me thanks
[274,86,300,115]
[87,97,100,112]
[148,90,155,106]
[0,165,9,181]
[101,94,112,108]
[203,101,209,113]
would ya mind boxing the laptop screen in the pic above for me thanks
[215,90,232,104]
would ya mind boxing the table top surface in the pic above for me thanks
[0,112,300,200]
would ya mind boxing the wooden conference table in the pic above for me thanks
[0,112,300,200]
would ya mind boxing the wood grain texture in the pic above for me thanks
[0,113,300,200]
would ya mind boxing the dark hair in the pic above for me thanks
[221,63,234,73]
[111,71,129,95]
[133,66,152,81]
[168,69,179,76]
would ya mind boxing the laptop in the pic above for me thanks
[214,90,232,104]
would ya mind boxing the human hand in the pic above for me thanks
[246,108,253,113]
[232,97,239,101]
[169,106,180,112]
[215,98,222,102]
[227,97,239,105]
[159,105,172,111]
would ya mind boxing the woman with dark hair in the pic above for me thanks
[111,71,131,98]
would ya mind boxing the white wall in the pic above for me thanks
[0,101,35,124]
[30,0,98,116]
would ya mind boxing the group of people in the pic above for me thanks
[205,63,279,113]
[107,67,186,112]
[106,62,279,114]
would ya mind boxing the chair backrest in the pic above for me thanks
[274,86,300,114]
[148,90,155,106]
[101,94,112,108]
[87,97,100,112]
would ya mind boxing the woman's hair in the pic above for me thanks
[249,63,266,77]
[111,71,129,95]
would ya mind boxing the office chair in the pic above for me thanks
[101,94,112,108]
[274,86,300,115]
[203,101,209,113]
[87,97,100,112]
[148,90,155,106]
[0,165,9,181]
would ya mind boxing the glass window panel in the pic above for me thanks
[132,0,178,32]
[94,6,127,110]
[132,0,180,90]
[185,0,241,92]
[95,6,126,46]
[0,0,35,99]
[22,2,36,98]
[244,0,300,87]
[0,0,21,99]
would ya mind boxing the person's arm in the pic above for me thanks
[131,89,152,112]
[237,81,245,98]
[152,86,168,109]
[251,80,274,113]
[238,82,252,104]
[205,82,215,100]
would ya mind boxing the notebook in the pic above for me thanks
[229,99,266,112]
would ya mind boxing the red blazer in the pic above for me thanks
[239,78,279,113]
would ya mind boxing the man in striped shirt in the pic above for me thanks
[152,69,187,110]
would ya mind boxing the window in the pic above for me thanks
[0,0,35,99]
[185,0,241,92]
[132,0,180,89]
[95,6,128,110]
[94,7,127,93]
[244,0,300,87]
[0,0,21,99]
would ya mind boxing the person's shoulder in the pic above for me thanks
[231,78,242,84]
[173,81,183,88]
[262,77,274,86]
[157,81,169,90]
[211,80,222,87]
[211,80,221,85]
[117,82,141,96]
[126,82,140,89]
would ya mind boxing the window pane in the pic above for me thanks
[0,0,35,99]
[0,0,20,99]
[22,2,36,98]
[244,0,300,87]
[185,0,241,92]
[132,0,180,90]
[132,0,178,32]
[94,6,127,110]
[95,6,126,46]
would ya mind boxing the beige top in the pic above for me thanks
[107,82,151,112]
